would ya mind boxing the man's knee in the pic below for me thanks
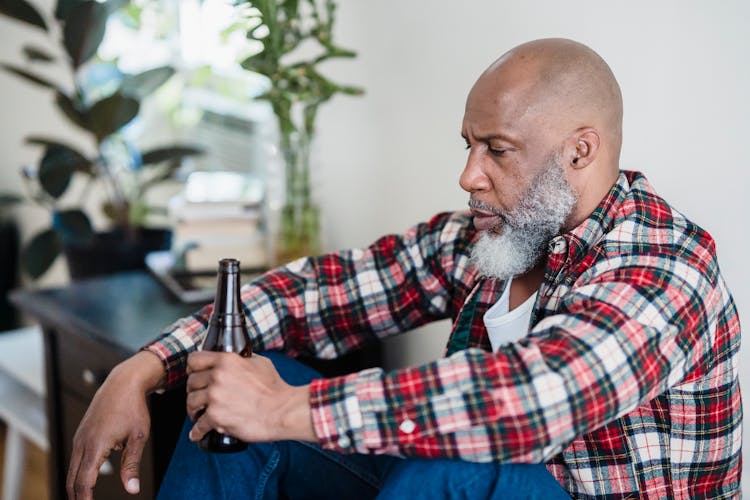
[258,351,323,385]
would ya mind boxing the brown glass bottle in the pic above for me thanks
[198,258,252,453]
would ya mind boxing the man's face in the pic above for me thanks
[460,68,564,222]
[468,154,576,280]
[460,68,578,279]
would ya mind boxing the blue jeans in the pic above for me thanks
[157,352,570,499]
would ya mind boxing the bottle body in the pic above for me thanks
[198,258,252,453]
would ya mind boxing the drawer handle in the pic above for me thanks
[82,369,97,386]
[99,459,113,475]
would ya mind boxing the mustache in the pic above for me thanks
[468,199,505,218]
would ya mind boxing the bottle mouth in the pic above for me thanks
[219,258,240,273]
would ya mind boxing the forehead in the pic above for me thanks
[463,73,541,138]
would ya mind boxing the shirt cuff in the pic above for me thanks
[310,366,421,456]
[141,312,211,390]
[142,342,185,391]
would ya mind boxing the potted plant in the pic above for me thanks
[237,0,363,262]
[0,0,203,279]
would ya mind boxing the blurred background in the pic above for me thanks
[0,0,748,496]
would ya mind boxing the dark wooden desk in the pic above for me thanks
[11,271,197,499]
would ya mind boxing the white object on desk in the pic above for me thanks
[0,325,47,500]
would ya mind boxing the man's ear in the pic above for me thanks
[569,129,600,169]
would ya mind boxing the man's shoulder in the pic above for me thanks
[600,171,718,272]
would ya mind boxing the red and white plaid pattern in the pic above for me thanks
[147,171,741,498]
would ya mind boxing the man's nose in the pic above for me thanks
[459,151,490,193]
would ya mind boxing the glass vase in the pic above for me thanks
[276,131,321,264]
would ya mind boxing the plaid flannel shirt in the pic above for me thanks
[147,170,741,499]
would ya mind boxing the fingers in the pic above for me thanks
[185,369,211,392]
[189,412,212,442]
[67,444,110,500]
[186,387,208,421]
[66,440,83,499]
[187,350,222,373]
[186,368,212,421]
[120,429,148,495]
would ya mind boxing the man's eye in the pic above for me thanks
[464,143,471,150]
[488,147,507,157]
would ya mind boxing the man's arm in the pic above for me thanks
[67,350,165,500]
[145,211,477,391]
[306,251,737,462]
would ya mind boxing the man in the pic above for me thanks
[67,38,741,499]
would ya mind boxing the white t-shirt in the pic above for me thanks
[483,278,537,352]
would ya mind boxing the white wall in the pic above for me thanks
[2,0,748,485]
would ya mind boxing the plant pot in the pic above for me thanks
[64,228,171,280]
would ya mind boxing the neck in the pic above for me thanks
[509,261,546,309]
[565,164,619,230]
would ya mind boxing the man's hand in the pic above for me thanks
[66,351,165,500]
[186,352,315,444]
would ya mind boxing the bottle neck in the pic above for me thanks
[214,269,242,316]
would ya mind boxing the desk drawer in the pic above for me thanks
[56,331,124,400]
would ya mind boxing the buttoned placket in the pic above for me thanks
[545,236,570,289]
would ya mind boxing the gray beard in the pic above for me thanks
[469,156,577,280]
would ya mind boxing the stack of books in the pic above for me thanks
[169,171,269,272]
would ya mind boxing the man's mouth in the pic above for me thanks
[469,207,503,232]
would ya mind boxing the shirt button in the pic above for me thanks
[550,237,567,254]
[338,435,350,448]
[399,419,417,434]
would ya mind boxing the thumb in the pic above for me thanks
[120,429,148,494]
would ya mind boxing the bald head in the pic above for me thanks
[461,39,625,230]
[470,38,623,169]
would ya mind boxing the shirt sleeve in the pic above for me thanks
[144,212,476,389]
[309,249,730,462]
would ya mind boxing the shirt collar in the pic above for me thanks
[551,170,636,263]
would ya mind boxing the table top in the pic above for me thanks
[10,271,201,357]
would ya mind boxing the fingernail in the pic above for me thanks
[127,478,140,493]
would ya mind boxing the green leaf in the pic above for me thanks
[56,0,122,21]
[37,143,92,198]
[327,47,357,59]
[53,208,94,244]
[240,53,276,76]
[22,45,55,62]
[140,145,204,166]
[119,65,175,99]
[337,84,365,96]
[22,228,62,279]
[55,91,87,128]
[0,193,24,208]
[63,0,108,69]
[0,0,48,30]
[54,0,83,21]
[0,63,56,89]
[84,92,139,142]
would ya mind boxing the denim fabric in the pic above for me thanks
[157,352,570,499]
